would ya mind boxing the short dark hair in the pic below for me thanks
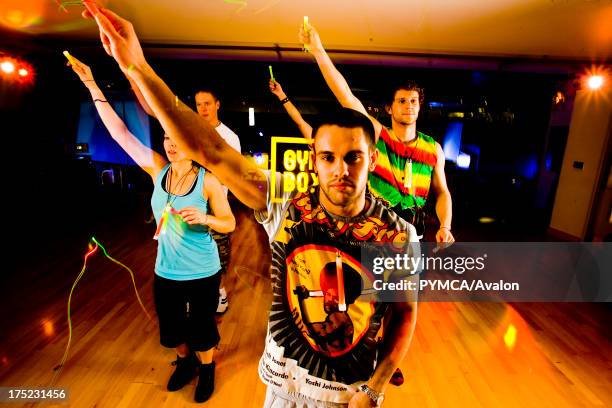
[385,80,424,106]
[194,88,219,101]
[311,108,376,148]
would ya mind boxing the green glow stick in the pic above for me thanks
[50,236,153,386]
[269,65,275,82]
[91,237,153,322]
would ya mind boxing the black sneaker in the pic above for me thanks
[167,353,199,391]
[194,362,215,403]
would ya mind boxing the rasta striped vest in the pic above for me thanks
[368,127,437,210]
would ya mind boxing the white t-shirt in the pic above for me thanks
[215,122,241,196]
[216,122,241,154]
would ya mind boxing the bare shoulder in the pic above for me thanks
[435,141,445,161]
[204,171,222,190]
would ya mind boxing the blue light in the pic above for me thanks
[545,154,552,171]
[457,152,471,169]
[519,154,538,179]
[442,121,463,162]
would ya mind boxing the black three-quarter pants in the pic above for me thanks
[153,273,221,351]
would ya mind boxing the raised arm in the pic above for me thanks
[127,76,155,117]
[269,79,312,139]
[67,53,166,179]
[299,23,383,141]
[84,5,267,211]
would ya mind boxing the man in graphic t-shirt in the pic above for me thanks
[251,110,418,406]
[89,13,418,404]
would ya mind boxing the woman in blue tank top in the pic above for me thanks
[70,56,235,403]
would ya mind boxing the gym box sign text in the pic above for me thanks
[270,137,319,203]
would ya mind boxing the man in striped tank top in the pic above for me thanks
[300,21,455,387]
[299,23,455,245]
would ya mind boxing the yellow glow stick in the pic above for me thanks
[269,65,275,82]
[303,16,310,52]
[63,50,76,65]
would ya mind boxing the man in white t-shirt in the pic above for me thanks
[195,88,241,314]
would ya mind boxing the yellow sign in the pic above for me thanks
[270,137,319,203]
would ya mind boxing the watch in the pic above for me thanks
[359,384,385,406]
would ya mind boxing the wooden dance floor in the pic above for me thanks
[0,205,610,407]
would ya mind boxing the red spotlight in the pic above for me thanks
[0,54,34,87]
[1,60,15,74]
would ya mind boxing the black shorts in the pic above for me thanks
[153,273,221,351]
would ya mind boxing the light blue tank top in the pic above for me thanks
[151,164,221,280]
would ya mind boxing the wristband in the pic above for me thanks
[439,226,451,231]
[359,384,385,406]
[280,97,290,105]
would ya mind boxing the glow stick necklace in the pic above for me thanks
[153,165,195,239]
[402,136,420,194]
[403,160,412,190]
